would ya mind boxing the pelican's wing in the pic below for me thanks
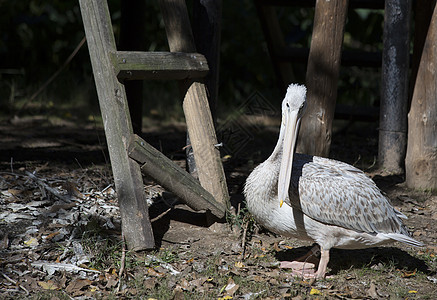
[289,154,408,235]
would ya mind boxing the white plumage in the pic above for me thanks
[244,84,423,279]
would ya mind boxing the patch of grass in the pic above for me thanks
[29,291,71,300]
[78,218,142,271]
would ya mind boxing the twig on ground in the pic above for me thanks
[150,208,172,223]
[145,255,180,275]
[116,233,126,293]
[1,272,29,295]
[25,171,71,203]
[240,219,249,260]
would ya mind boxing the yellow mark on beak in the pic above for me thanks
[279,199,284,207]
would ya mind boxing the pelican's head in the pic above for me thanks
[278,84,307,207]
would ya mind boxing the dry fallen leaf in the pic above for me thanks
[147,267,165,277]
[38,280,59,290]
[399,269,417,278]
[366,282,379,299]
[234,261,245,268]
[225,277,239,296]
[66,278,93,294]
[310,288,321,295]
[144,278,157,289]
[45,231,60,241]
[273,242,281,252]
[24,237,39,247]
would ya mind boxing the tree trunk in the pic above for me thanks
[378,0,411,174]
[296,0,348,157]
[405,2,437,189]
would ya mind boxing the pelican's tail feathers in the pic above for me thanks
[383,233,424,247]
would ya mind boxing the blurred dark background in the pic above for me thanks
[0,0,386,166]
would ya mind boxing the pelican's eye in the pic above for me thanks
[299,101,307,116]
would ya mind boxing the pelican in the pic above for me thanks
[244,84,423,279]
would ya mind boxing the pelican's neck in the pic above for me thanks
[266,123,285,164]
[245,124,285,201]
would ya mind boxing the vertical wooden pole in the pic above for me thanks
[158,0,230,210]
[119,0,146,134]
[406,1,437,189]
[255,1,295,93]
[379,0,412,174]
[79,0,154,250]
[189,0,222,176]
[296,0,348,157]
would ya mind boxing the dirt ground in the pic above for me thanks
[0,115,436,299]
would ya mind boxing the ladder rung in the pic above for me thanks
[111,51,209,81]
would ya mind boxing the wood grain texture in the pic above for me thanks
[79,0,154,250]
[406,1,437,189]
[159,0,230,208]
[297,0,348,157]
[128,134,226,218]
[378,0,411,174]
[112,51,209,81]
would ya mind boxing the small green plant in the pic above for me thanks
[226,205,255,232]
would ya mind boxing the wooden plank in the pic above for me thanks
[158,0,230,209]
[296,0,349,157]
[190,0,222,176]
[79,0,154,250]
[406,1,437,189]
[127,134,226,218]
[378,0,411,174]
[112,51,209,81]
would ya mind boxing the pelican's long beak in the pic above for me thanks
[278,110,300,207]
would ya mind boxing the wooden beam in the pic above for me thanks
[127,134,226,218]
[406,1,437,189]
[296,0,349,157]
[112,51,209,81]
[79,0,154,250]
[159,0,230,209]
[379,0,412,174]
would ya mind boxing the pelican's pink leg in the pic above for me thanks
[280,245,320,276]
[314,248,329,279]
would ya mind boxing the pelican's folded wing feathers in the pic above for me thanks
[289,154,408,236]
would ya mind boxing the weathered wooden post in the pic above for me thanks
[379,0,411,174]
[188,0,222,176]
[79,0,154,250]
[406,1,437,189]
[158,0,230,210]
[296,0,349,157]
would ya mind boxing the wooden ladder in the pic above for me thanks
[79,0,229,250]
